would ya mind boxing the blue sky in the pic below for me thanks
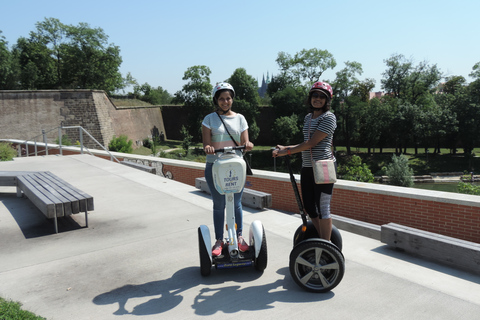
[2,0,479,95]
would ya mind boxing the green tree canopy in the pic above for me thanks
[173,65,213,142]
[11,17,125,94]
[228,68,260,140]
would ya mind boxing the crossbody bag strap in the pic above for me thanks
[308,113,334,163]
[216,112,239,146]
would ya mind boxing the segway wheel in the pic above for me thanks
[254,225,268,271]
[198,227,212,276]
[293,221,343,251]
[289,239,345,293]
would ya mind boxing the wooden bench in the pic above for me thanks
[0,171,94,234]
[195,177,272,209]
[381,223,480,273]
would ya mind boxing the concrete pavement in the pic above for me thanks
[0,154,479,320]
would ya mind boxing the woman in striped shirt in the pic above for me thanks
[272,81,337,241]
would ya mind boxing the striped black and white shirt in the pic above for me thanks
[301,111,337,167]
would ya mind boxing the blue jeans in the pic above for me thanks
[205,162,244,241]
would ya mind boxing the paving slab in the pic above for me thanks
[0,154,479,320]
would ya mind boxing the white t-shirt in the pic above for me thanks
[202,112,249,163]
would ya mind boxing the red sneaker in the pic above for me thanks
[238,236,249,252]
[212,240,223,257]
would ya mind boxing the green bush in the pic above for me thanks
[457,181,480,195]
[108,135,133,153]
[385,154,414,187]
[180,125,193,155]
[142,138,152,149]
[55,134,72,146]
[0,142,16,161]
[0,297,46,319]
[338,155,375,182]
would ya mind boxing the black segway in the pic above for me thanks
[284,155,345,293]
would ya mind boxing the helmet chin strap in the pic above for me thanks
[217,106,231,114]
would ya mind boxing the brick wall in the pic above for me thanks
[160,162,480,244]
[7,143,480,244]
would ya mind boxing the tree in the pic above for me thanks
[62,22,124,93]
[469,61,480,80]
[228,68,261,140]
[0,31,19,89]
[270,86,306,118]
[172,65,213,142]
[133,83,172,104]
[12,18,126,93]
[272,114,300,145]
[275,48,336,86]
[381,54,442,106]
[331,61,365,154]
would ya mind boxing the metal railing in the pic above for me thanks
[18,126,120,163]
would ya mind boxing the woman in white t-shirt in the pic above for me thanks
[202,82,254,257]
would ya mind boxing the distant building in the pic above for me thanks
[369,91,385,100]
[258,72,271,98]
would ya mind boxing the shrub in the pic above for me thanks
[142,138,152,149]
[55,134,72,146]
[180,125,193,155]
[385,154,414,187]
[0,142,16,161]
[457,181,480,196]
[108,135,133,153]
[338,155,375,182]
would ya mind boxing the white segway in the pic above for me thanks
[198,146,267,276]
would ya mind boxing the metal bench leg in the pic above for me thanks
[54,209,58,234]
[84,199,88,228]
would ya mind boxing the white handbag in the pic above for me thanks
[312,159,337,184]
[308,114,337,184]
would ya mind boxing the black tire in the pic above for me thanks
[293,221,343,251]
[198,227,212,276]
[289,239,345,293]
[254,225,268,271]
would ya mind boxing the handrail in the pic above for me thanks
[18,126,120,163]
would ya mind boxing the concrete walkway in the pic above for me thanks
[0,155,479,320]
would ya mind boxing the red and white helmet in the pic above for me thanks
[310,81,333,99]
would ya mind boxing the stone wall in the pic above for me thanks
[0,90,165,149]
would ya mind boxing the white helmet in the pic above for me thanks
[212,82,235,105]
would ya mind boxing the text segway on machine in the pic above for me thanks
[198,146,267,276]
[284,155,345,293]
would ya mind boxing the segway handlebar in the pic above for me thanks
[214,145,246,153]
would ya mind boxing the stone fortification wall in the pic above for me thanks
[0,90,165,149]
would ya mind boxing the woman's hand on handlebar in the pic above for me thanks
[244,141,254,152]
[272,145,286,158]
[204,145,215,155]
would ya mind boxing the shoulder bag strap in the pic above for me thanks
[216,112,239,146]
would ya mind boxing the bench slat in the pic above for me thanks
[43,172,94,211]
[31,172,77,215]
[16,175,60,218]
